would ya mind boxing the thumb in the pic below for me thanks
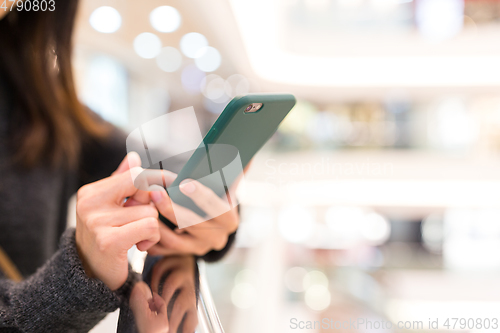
[113,152,142,176]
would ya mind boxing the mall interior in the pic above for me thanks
[71,0,500,332]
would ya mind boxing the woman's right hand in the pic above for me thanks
[75,154,161,290]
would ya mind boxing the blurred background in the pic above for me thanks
[74,0,500,332]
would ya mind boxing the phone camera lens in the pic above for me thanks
[245,105,253,112]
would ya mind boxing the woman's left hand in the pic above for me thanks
[143,170,239,257]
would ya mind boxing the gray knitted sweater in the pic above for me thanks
[0,74,143,331]
[0,228,137,332]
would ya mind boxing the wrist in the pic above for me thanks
[75,230,95,279]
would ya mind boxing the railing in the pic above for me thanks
[196,260,225,333]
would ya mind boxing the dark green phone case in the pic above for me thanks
[166,93,296,218]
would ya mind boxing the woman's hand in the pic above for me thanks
[150,255,198,333]
[75,154,161,290]
[130,282,169,333]
[146,172,239,256]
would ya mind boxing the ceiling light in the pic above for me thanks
[225,74,250,97]
[133,32,162,59]
[181,64,206,93]
[201,74,226,100]
[180,32,208,59]
[89,6,121,33]
[416,0,464,42]
[305,285,331,311]
[194,47,222,72]
[150,6,181,33]
[156,47,182,72]
[229,0,498,87]
[284,267,308,293]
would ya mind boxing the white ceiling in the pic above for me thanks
[75,0,500,103]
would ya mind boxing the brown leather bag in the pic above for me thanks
[0,246,23,282]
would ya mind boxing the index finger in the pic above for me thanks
[177,179,231,221]
[88,167,148,205]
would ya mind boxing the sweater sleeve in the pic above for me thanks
[0,228,137,333]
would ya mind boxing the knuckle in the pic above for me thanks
[76,196,90,214]
[85,215,100,229]
[229,219,239,233]
[144,217,159,230]
[144,205,159,218]
[76,185,89,201]
[142,218,160,241]
[214,236,227,251]
[195,245,209,256]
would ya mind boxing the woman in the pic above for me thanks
[0,2,238,332]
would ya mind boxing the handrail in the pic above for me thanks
[197,260,225,333]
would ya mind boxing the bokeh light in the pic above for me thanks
[181,64,206,93]
[235,208,274,247]
[278,206,315,243]
[156,47,182,72]
[225,74,250,97]
[201,74,226,100]
[325,206,364,239]
[305,285,331,311]
[89,6,121,33]
[421,213,444,254]
[133,33,162,59]
[231,283,257,309]
[325,207,391,247]
[284,267,308,292]
[429,98,477,150]
[150,6,181,33]
[180,32,208,58]
[195,47,222,72]
[303,270,329,289]
[360,212,391,245]
[234,269,258,285]
[416,0,464,42]
[203,97,230,115]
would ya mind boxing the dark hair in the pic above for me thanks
[0,0,109,168]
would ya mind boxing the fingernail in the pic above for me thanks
[127,151,142,168]
[179,179,196,194]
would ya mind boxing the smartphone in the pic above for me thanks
[165,93,296,224]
